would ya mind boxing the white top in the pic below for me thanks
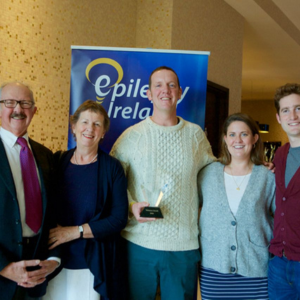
[111,116,215,251]
[224,172,251,216]
[0,127,40,237]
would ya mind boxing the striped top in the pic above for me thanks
[199,266,269,300]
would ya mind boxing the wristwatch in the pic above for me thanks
[78,225,84,239]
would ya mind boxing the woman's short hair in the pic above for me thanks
[70,100,110,140]
[219,113,264,165]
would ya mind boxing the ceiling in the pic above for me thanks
[224,0,300,101]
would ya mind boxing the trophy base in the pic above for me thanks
[140,207,163,218]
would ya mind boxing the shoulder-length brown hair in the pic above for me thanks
[219,113,264,165]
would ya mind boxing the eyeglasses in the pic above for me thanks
[0,99,35,109]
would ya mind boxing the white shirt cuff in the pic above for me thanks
[47,257,61,267]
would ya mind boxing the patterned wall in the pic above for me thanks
[0,0,137,151]
[136,0,173,49]
[172,0,244,114]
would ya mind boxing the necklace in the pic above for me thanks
[229,166,250,191]
[73,150,98,165]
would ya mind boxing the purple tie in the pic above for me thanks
[17,137,42,233]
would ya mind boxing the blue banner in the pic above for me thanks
[69,46,210,153]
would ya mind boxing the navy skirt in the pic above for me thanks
[199,266,269,300]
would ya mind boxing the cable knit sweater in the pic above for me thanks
[110,116,215,251]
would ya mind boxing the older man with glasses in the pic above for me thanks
[0,82,60,300]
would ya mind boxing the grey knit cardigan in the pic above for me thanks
[198,162,275,277]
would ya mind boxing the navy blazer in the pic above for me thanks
[53,148,128,300]
[0,138,58,300]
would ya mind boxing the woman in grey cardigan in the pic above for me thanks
[198,113,275,300]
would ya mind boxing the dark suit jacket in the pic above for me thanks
[0,138,58,300]
[53,148,128,300]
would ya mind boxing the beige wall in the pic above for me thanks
[0,0,137,151]
[136,0,173,49]
[241,100,289,146]
[1,0,245,151]
[172,0,244,114]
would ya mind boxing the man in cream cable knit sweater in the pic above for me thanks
[110,66,215,300]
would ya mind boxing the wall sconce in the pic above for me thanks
[256,121,269,133]
[259,124,269,133]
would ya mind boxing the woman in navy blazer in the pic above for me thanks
[43,100,128,300]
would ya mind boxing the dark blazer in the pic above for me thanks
[53,148,128,300]
[0,138,58,300]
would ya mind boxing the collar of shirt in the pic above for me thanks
[0,127,30,149]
